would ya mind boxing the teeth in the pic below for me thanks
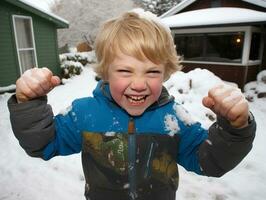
[128,98,145,103]
[126,95,146,104]
[130,96,145,100]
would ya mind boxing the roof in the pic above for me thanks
[160,0,266,18]
[161,7,266,29]
[160,0,196,18]
[4,0,69,28]
[243,0,266,8]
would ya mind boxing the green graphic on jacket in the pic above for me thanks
[82,132,179,190]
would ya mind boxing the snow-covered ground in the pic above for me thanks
[0,63,265,200]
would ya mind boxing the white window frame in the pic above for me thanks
[12,15,38,75]
[172,26,264,66]
[246,26,264,65]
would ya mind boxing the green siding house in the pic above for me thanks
[0,0,68,87]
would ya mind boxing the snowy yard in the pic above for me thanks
[1,0,266,199]
[0,65,265,200]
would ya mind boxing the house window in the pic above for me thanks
[249,33,261,61]
[12,15,38,74]
[174,32,244,63]
[211,0,221,7]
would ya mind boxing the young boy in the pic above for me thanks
[8,9,256,200]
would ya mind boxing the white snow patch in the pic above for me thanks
[164,114,180,136]
[164,68,222,129]
[60,60,83,69]
[72,112,77,119]
[20,0,69,24]
[173,104,195,126]
[161,7,266,28]
[0,84,16,93]
[244,81,257,92]
[257,70,266,83]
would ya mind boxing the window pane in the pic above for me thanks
[211,0,221,7]
[14,17,33,48]
[174,32,244,63]
[249,33,261,61]
[19,50,36,73]
[206,33,244,63]
[174,34,204,60]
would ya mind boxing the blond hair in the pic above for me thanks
[94,11,182,81]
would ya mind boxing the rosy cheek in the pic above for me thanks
[109,80,127,99]
[149,81,163,97]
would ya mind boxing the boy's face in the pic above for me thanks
[107,53,165,116]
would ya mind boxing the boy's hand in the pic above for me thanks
[16,67,61,103]
[202,84,249,129]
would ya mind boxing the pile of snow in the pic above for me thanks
[0,67,266,200]
[164,68,223,128]
[244,70,266,102]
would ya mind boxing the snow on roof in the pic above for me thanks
[161,7,266,28]
[160,0,196,18]
[18,0,69,25]
[243,0,266,8]
[160,0,266,18]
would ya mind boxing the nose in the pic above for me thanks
[130,77,147,92]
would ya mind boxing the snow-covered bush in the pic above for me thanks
[59,51,97,78]
[60,60,83,79]
[60,51,96,65]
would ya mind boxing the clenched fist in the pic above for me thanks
[16,67,61,103]
[202,84,249,129]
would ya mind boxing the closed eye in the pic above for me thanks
[147,70,161,74]
[117,69,131,73]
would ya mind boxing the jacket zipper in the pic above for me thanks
[128,117,138,200]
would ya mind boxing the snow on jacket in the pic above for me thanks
[8,80,256,200]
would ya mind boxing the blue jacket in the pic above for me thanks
[45,81,207,171]
[8,80,256,200]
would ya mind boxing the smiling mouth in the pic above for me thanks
[125,95,147,105]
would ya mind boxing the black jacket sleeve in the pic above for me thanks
[198,113,256,177]
[7,95,55,158]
